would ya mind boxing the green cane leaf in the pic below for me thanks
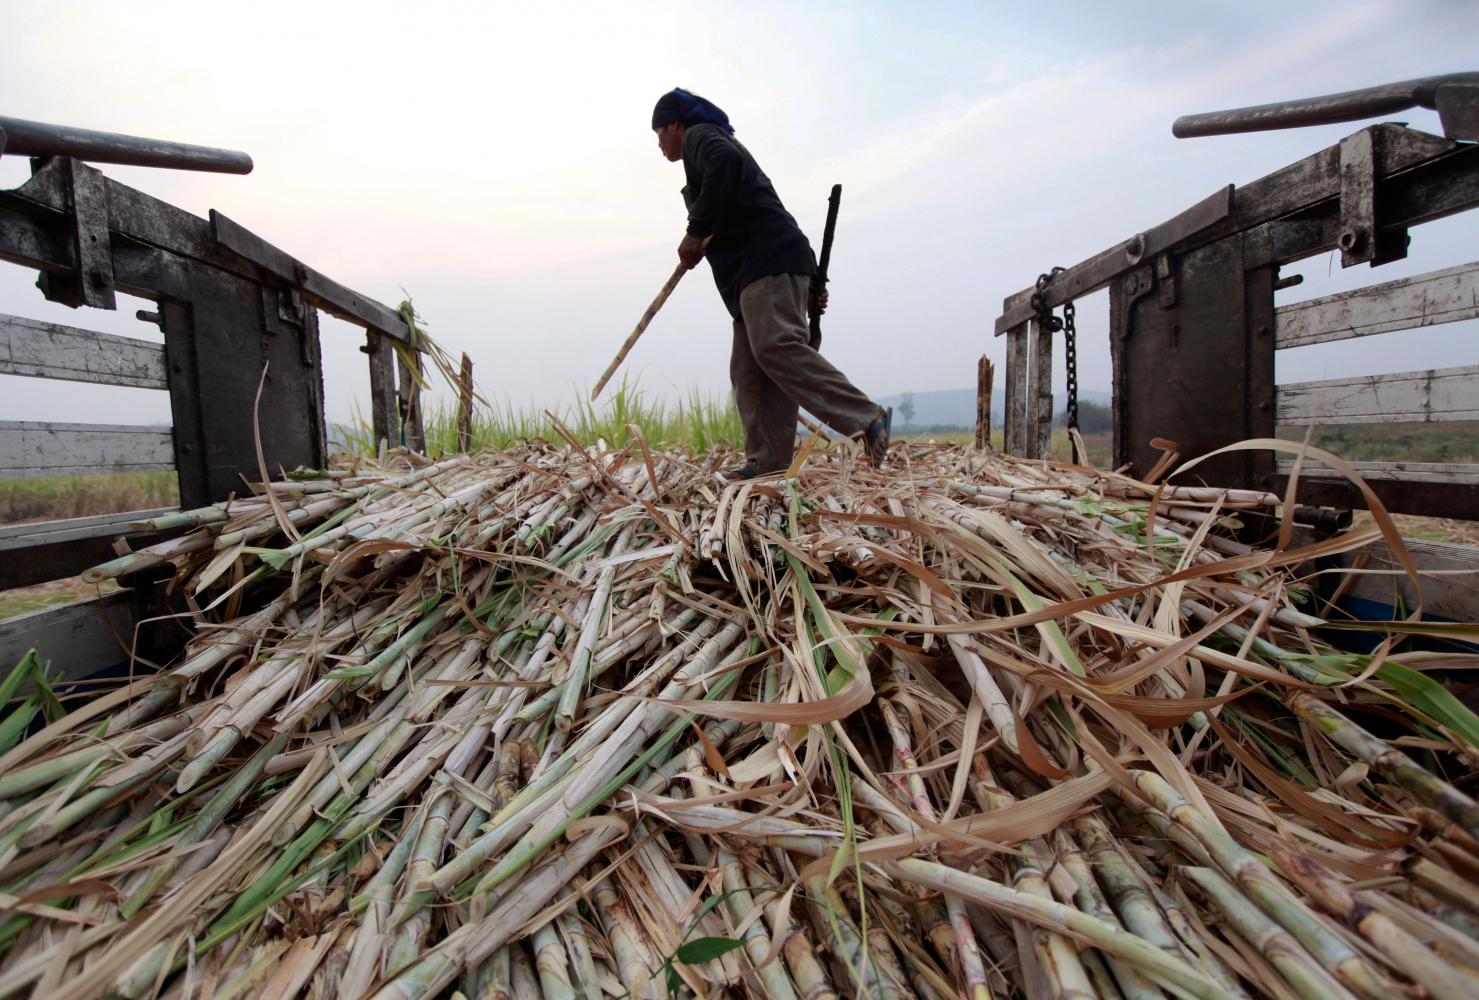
[673,936,746,965]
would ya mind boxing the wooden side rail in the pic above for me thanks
[1308,536,1479,626]
[1275,260,1479,348]
[0,591,138,681]
[0,313,167,388]
[0,308,177,588]
[0,420,174,479]
[0,508,177,590]
[1276,364,1479,425]
[988,125,1479,523]
[1276,460,1479,487]
[1268,260,1479,517]
[0,421,174,478]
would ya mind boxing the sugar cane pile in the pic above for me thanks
[1,438,1478,1000]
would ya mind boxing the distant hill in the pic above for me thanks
[877,387,1110,430]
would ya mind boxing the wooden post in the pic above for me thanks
[457,352,474,454]
[975,355,994,450]
[364,330,398,453]
[1028,316,1053,460]
[1003,322,1028,456]
[396,343,426,453]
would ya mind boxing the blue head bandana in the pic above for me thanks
[651,88,734,134]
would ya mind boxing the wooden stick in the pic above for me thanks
[457,353,473,453]
[593,240,709,400]
[592,263,688,401]
[797,412,832,441]
[976,355,994,450]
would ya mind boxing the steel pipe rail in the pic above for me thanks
[0,115,252,174]
[1173,72,1479,140]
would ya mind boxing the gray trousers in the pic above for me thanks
[731,273,880,473]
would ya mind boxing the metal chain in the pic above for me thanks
[1063,297,1079,434]
[1030,267,1065,333]
[1032,267,1081,463]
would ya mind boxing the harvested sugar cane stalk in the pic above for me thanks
[0,436,1473,1000]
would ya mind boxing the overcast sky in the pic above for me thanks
[2,0,1475,428]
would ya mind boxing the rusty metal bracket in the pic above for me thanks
[34,158,118,310]
[1155,254,1177,308]
[1338,130,1377,267]
[66,159,115,309]
[259,284,314,367]
[274,286,306,329]
[1338,129,1409,268]
[260,285,305,327]
[283,288,314,366]
[1113,266,1155,342]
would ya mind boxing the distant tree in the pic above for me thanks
[1054,399,1112,433]
[898,392,917,428]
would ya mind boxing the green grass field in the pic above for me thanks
[346,381,747,458]
[1,397,1475,622]
[1284,420,1479,464]
[0,471,179,526]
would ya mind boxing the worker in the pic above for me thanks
[651,87,890,479]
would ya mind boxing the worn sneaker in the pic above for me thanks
[721,465,758,481]
[863,408,891,468]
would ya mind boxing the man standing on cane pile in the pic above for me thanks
[652,88,891,480]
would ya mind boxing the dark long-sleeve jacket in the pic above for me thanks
[680,124,816,318]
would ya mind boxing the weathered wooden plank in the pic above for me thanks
[0,312,167,388]
[397,342,426,453]
[15,157,243,280]
[1275,260,1479,348]
[0,508,178,589]
[0,507,174,550]
[1276,460,1479,486]
[366,330,398,451]
[1028,317,1053,460]
[1279,471,1478,521]
[1003,323,1028,456]
[1297,536,1479,625]
[1276,365,1479,425]
[0,421,174,478]
[0,592,135,681]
